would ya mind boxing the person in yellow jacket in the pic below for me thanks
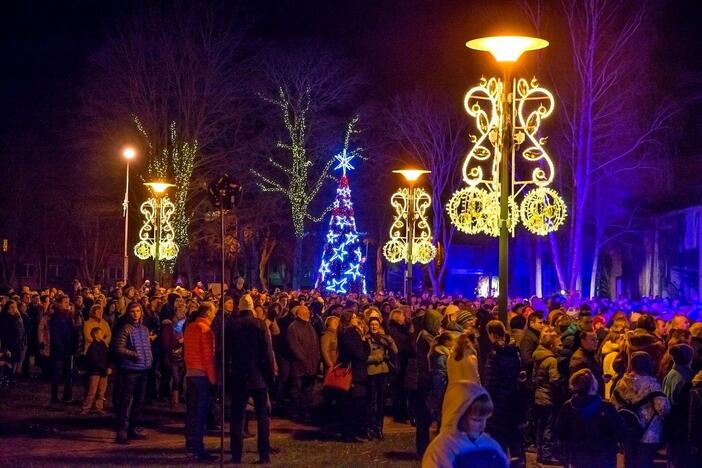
[83,304,112,352]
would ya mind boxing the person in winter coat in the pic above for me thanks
[689,370,702,459]
[532,328,563,465]
[287,305,321,422]
[428,332,455,423]
[612,351,670,468]
[225,295,275,464]
[0,300,25,376]
[81,327,111,414]
[82,304,112,352]
[483,320,525,467]
[113,302,154,444]
[184,302,217,462]
[366,317,398,439]
[569,331,604,395]
[662,344,694,468]
[555,369,625,468]
[160,305,186,409]
[422,381,509,468]
[49,296,77,404]
[337,309,371,442]
[625,314,666,376]
[416,308,441,458]
[447,331,480,384]
[387,309,411,422]
[320,316,339,373]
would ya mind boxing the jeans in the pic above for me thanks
[341,381,367,439]
[185,376,211,454]
[50,356,73,402]
[624,442,657,468]
[367,373,387,431]
[230,386,270,463]
[82,374,108,411]
[115,370,147,433]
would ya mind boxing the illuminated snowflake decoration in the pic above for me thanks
[520,187,567,236]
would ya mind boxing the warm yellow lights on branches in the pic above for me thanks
[383,187,436,264]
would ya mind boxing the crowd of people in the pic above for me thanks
[2,278,702,467]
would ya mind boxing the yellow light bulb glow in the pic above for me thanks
[144,181,176,194]
[392,169,431,182]
[122,147,136,160]
[383,187,436,264]
[466,36,549,63]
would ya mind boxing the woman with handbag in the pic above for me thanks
[366,317,398,440]
[337,310,370,442]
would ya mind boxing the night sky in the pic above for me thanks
[1,0,701,205]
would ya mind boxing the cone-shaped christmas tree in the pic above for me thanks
[316,124,366,294]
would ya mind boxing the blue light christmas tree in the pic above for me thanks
[316,123,366,294]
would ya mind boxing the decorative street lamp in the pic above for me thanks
[134,180,177,285]
[446,36,567,325]
[383,168,436,303]
[121,146,136,284]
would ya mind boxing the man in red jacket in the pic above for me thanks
[183,301,217,461]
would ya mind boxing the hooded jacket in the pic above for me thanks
[612,373,670,443]
[422,381,509,468]
[533,345,562,407]
[625,328,665,375]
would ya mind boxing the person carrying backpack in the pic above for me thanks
[612,351,670,468]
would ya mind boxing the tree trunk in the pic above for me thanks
[292,237,303,290]
[375,244,384,292]
[535,238,543,297]
[549,231,566,291]
[259,238,277,292]
[589,243,600,299]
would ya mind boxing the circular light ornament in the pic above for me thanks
[446,187,498,235]
[484,195,519,237]
[520,187,567,236]
[466,36,549,63]
[382,238,406,264]
[134,241,152,260]
[413,239,437,265]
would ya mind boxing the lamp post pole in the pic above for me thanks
[406,180,415,304]
[497,67,513,326]
[154,194,162,285]
[122,147,136,283]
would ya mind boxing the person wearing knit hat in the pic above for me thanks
[238,294,254,313]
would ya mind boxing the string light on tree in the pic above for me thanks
[315,121,367,294]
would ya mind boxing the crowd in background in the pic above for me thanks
[1,278,702,467]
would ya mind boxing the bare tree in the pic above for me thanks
[522,0,674,294]
[385,91,467,293]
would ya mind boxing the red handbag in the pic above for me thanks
[323,364,352,392]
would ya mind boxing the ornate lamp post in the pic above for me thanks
[383,168,436,304]
[135,181,177,285]
[447,36,567,324]
[121,147,136,284]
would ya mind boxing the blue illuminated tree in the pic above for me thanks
[316,120,366,294]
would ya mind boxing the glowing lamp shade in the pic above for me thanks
[122,147,136,160]
[144,181,175,194]
[466,36,549,62]
[393,169,431,182]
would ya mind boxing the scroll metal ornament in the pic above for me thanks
[134,196,180,261]
[383,187,437,264]
[447,75,566,236]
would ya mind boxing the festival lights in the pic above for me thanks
[446,70,566,236]
[383,186,437,264]
[315,119,367,294]
[133,196,179,261]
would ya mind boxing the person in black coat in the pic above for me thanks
[337,309,370,442]
[0,300,25,373]
[555,369,625,468]
[49,296,77,403]
[225,295,275,465]
[483,320,526,467]
[387,309,410,422]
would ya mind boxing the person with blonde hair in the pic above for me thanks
[448,332,480,384]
